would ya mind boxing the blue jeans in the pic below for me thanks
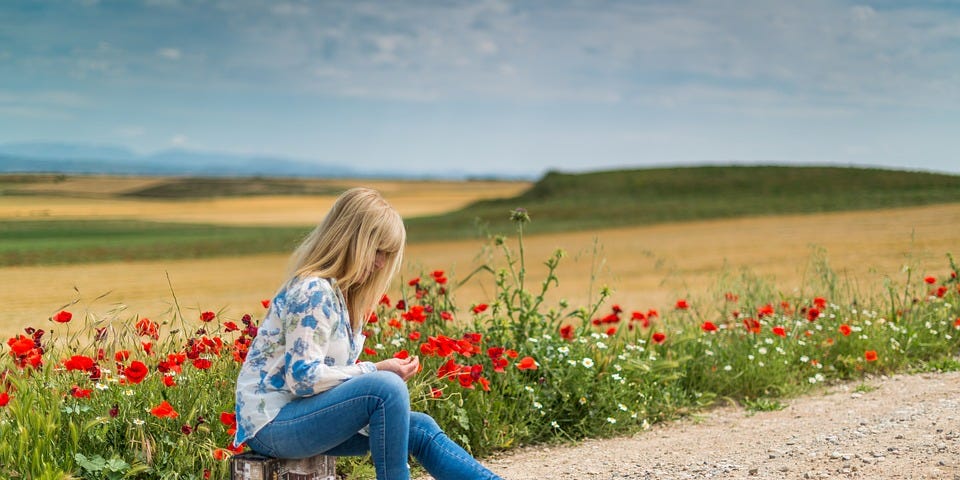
[246,371,501,480]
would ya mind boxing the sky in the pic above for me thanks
[1,0,959,178]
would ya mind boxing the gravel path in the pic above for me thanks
[477,371,960,479]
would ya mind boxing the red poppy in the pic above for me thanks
[954,318,960,329]
[756,304,775,318]
[806,308,820,322]
[220,412,237,427]
[135,318,159,339]
[192,358,212,370]
[517,356,538,370]
[864,350,878,362]
[924,276,936,284]
[560,324,575,341]
[407,277,420,286]
[606,327,617,336]
[839,324,852,336]
[261,299,271,308]
[408,331,421,341]
[70,385,92,399]
[363,347,377,356]
[223,321,239,332]
[742,317,761,334]
[396,300,406,311]
[212,448,230,461]
[64,355,95,372]
[652,332,666,344]
[401,305,426,323]
[813,297,827,309]
[142,342,153,355]
[124,361,149,384]
[772,326,787,337]
[724,292,739,302]
[114,350,131,362]
[647,309,659,318]
[431,270,447,285]
[150,400,179,419]
[0,392,9,407]
[701,321,718,332]
[394,350,409,360]
[163,375,177,387]
[440,311,453,321]
[52,310,73,323]
[675,299,689,310]
[505,349,518,358]
[431,387,442,398]
[7,335,34,356]
[471,304,488,314]
[200,311,216,322]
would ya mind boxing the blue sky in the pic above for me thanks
[1,0,959,177]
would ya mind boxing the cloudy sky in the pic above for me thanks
[1,0,958,177]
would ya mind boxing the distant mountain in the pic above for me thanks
[0,142,369,178]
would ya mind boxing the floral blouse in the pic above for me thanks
[234,275,376,446]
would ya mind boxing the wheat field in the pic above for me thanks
[3,199,958,339]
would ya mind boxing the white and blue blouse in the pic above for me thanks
[234,275,376,446]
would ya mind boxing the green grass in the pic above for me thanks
[404,165,960,241]
[3,165,960,266]
[0,220,309,267]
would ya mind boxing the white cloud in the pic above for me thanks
[157,48,181,60]
[170,134,188,146]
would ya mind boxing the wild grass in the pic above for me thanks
[2,210,957,479]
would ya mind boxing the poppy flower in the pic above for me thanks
[192,358,212,370]
[150,400,179,419]
[52,310,72,323]
[70,385,92,399]
[440,311,453,321]
[701,321,718,332]
[924,276,936,284]
[431,270,447,285]
[0,392,9,407]
[135,318,159,339]
[517,356,538,370]
[651,332,666,344]
[408,331,421,341]
[724,292,739,302]
[114,350,131,362]
[223,321,239,332]
[756,304,775,318]
[124,361,149,384]
[864,350,878,362]
[364,347,377,356]
[261,299,271,308]
[407,277,420,287]
[742,318,761,334]
[212,448,230,461]
[431,387,442,398]
[63,355,95,372]
[560,324,575,341]
[772,326,787,337]
[394,350,409,360]
[806,308,820,322]
[813,297,827,309]
[606,327,617,336]
[471,304,488,314]
[675,299,689,310]
[162,375,177,387]
[142,342,153,355]
[200,311,216,322]
[220,412,236,427]
[839,324,852,336]
[7,335,35,356]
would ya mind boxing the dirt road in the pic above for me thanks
[480,371,960,479]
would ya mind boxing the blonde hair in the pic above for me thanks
[287,188,405,331]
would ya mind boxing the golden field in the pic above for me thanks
[2,186,958,339]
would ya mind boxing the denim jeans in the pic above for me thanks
[246,371,502,480]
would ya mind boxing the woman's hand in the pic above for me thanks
[374,356,420,381]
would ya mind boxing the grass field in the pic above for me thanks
[3,202,958,339]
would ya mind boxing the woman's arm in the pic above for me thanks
[280,279,376,396]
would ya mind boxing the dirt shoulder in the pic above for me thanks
[481,371,960,479]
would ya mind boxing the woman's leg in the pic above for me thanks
[247,371,412,479]
[408,412,502,480]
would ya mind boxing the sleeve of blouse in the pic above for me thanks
[281,279,377,397]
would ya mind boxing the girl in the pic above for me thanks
[234,187,501,480]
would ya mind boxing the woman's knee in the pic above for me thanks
[408,411,443,452]
[364,371,410,405]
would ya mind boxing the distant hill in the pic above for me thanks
[404,165,960,241]
[0,142,362,178]
[0,142,496,179]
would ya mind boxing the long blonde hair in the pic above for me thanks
[287,188,405,331]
